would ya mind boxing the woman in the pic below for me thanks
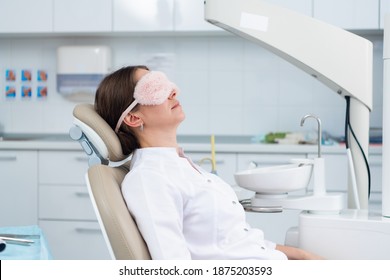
[95,65,322,260]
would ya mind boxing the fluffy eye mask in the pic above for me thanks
[115,71,179,133]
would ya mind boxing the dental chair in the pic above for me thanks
[70,103,151,260]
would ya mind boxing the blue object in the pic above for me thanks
[0,225,53,260]
[0,239,5,252]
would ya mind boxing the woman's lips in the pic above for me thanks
[172,102,181,109]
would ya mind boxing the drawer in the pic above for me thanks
[39,151,89,185]
[39,220,110,260]
[39,185,97,220]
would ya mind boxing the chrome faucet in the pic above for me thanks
[300,114,322,158]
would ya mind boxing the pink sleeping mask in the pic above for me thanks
[115,71,179,133]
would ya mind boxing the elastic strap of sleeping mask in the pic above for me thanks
[114,99,138,133]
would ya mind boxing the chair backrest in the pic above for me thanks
[71,103,151,260]
[86,164,151,260]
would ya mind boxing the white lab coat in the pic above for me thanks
[122,147,287,260]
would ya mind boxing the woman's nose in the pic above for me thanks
[168,90,177,99]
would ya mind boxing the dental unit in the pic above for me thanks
[205,0,390,259]
[236,113,343,214]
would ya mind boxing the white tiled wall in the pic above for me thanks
[0,34,384,137]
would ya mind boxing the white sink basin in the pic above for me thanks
[234,163,313,194]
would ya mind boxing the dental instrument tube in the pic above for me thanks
[383,14,390,217]
[0,238,6,252]
[211,135,217,174]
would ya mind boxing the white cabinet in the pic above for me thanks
[39,186,97,220]
[173,0,220,31]
[113,0,174,32]
[39,220,109,260]
[0,151,38,226]
[0,0,385,35]
[38,151,110,259]
[380,0,390,29]
[0,0,53,33]
[265,0,313,16]
[313,0,379,30]
[53,0,112,32]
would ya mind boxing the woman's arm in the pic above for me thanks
[276,244,325,260]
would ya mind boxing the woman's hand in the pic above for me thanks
[276,244,325,260]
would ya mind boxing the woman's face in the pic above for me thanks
[134,69,185,130]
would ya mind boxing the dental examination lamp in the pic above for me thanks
[205,0,390,259]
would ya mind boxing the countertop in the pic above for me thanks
[0,133,382,154]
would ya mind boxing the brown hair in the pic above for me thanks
[94,65,149,155]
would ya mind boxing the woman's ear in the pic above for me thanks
[123,113,143,128]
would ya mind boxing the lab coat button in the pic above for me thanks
[207,179,212,183]
[232,201,237,204]
[244,228,249,232]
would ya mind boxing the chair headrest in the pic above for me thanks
[72,103,127,164]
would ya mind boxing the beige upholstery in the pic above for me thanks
[87,164,151,260]
[72,103,151,260]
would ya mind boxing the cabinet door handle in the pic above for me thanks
[75,192,90,198]
[0,156,17,161]
[75,228,101,234]
[75,157,89,162]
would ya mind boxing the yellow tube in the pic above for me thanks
[211,134,216,173]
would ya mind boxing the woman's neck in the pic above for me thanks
[138,129,178,148]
